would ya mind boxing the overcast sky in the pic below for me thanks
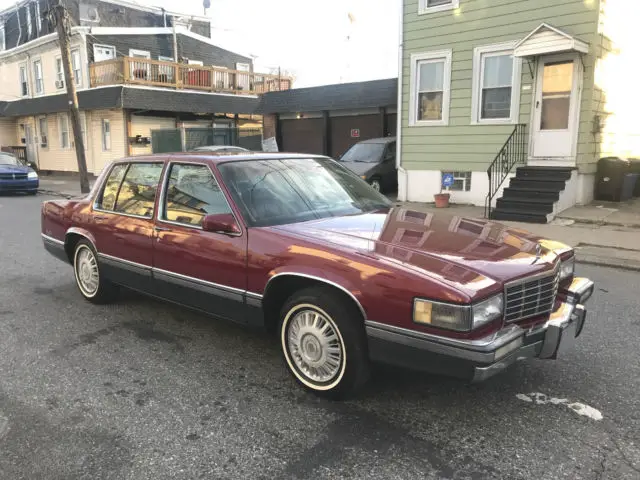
[0,0,400,87]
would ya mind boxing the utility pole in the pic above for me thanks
[172,17,179,62]
[51,1,89,193]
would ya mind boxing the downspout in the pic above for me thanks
[162,8,167,27]
[395,0,407,201]
[16,3,21,47]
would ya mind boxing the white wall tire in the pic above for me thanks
[280,287,370,399]
[72,240,118,304]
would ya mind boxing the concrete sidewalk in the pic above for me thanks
[397,201,640,271]
[37,177,640,271]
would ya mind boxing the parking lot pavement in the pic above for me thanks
[1,194,639,479]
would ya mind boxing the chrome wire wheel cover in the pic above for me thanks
[74,246,99,297]
[285,307,344,386]
[370,180,381,192]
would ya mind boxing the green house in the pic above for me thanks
[397,0,638,222]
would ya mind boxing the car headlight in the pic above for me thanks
[413,294,503,331]
[471,294,504,329]
[28,171,38,179]
[560,256,575,281]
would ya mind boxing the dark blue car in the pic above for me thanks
[0,152,38,194]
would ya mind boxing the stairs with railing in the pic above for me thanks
[484,124,527,219]
[486,124,576,224]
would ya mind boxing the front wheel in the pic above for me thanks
[73,240,118,304]
[280,287,370,399]
[369,178,382,193]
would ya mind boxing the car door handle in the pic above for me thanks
[94,215,108,221]
[154,226,173,232]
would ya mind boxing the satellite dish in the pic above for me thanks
[203,0,211,8]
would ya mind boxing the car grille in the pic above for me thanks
[505,268,560,322]
[0,173,28,180]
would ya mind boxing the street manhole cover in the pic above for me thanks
[0,414,9,440]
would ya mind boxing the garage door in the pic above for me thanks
[280,118,324,154]
[330,114,382,159]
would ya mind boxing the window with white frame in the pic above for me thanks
[102,119,111,151]
[19,64,29,96]
[38,116,48,148]
[55,57,65,89]
[71,49,82,86]
[471,43,522,124]
[442,171,472,191]
[33,59,44,94]
[419,0,459,14]
[409,50,452,126]
[59,114,70,148]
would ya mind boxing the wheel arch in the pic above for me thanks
[64,228,97,263]
[261,273,367,333]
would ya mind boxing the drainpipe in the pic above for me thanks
[162,8,167,27]
[395,0,407,201]
[16,3,22,47]
[172,16,178,62]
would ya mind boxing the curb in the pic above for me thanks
[576,257,640,272]
[557,216,640,230]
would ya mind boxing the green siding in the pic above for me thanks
[401,0,600,172]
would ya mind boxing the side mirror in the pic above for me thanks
[202,213,241,236]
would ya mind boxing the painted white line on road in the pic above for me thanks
[516,392,603,421]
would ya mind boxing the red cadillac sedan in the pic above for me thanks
[41,153,594,398]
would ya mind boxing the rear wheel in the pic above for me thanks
[280,287,370,399]
[73,240,118,304]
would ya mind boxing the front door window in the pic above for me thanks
[540,61,573,131]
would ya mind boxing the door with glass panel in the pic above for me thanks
[532,55,580,158]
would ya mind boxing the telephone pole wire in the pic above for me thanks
[51,0,90,193]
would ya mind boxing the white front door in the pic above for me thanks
[531,54,581,159]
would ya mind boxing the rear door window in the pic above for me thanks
[114,163,164,217]
[96,163,128,211]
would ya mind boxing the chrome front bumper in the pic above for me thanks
[365,277,595,383]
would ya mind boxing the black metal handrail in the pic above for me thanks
[484,124,527,218]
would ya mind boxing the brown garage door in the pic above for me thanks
[386,113,397,136]
[280,118,324,154]
[330,114,383,159]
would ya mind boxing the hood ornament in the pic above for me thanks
[532,243,543,264]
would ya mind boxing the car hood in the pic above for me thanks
[272,207,568,299]
[339,161,377,176]
[0,164,29,174]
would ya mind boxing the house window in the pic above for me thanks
[471,42,522,124]
[33,59,44,95]
[55,57,64,89]
[59,114,70,148]
[409,50,452,126]
[19,64,28,96]
[419,0,459,14]
[442,171,472,191]
[71,49,82,86]
[39,116,48,148]
[102,119,111,151]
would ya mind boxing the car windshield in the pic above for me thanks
[339,143,385,163]
[218,157,392,227]
[0,153,21,166]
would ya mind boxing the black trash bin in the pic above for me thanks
[595,157,631,201]
[629,158,640,196]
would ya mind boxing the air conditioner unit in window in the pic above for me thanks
[55,80,64,89]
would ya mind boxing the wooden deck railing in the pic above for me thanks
[89,57,292,94]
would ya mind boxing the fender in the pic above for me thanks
[263,269,368,321]
[65,227,97,251]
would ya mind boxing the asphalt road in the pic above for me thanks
[0,194,639,480]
